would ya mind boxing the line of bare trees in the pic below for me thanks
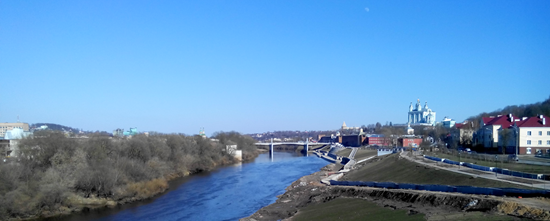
[0,131,257,220]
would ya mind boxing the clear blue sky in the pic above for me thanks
[1,1,549,135]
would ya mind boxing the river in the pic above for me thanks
[48,151,328,221]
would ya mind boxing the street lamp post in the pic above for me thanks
[514,125,519,161]
[458,152,461,170]
[487,128,492,150]
[495,155,498,178]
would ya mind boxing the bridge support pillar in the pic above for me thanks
[303,139,309,156]
[270,138,274,160]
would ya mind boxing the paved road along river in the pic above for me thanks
[47,152,328,221]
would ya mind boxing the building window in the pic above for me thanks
[539,140,543,145]
[547,140,550,145]
[527,131,532,136]
[527,140,531,145]
[540,131,543,136]
[548,131,550,136]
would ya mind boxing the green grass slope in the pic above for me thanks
[343,154,534,189]
[336,149,377,160]
[292,198,425,221]
[434,152,550,174]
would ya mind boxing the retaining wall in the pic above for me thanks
[329,180,550,197]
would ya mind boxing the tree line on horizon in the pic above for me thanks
[466,96,550,129]
[0,131,257,220]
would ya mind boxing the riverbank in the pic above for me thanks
[242,152,550,220]
[240,163,343,220]
[1,131,261,221]
[41,151,328,220]
[36,152,261,221]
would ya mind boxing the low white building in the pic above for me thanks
[441,117,456,128]
[224,145,242,161]
[406,124,414,135]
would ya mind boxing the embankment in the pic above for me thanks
[242,153,550,221]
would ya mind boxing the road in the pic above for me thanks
[400,151,550,190]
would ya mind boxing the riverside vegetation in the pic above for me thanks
[0,131,258,220]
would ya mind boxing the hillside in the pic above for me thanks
[342,154,533,189]
[30,123,82,132]
[467,96,550,128]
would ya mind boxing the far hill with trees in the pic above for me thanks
[30,123,113,136]
[466,96,550,129]
[31,123,84,133]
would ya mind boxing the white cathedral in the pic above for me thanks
[408,99,436,126]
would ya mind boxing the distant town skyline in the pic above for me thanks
[1,1,549,136]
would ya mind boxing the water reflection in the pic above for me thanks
[46,152,327,221]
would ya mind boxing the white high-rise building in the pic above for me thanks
[0,122,29,138]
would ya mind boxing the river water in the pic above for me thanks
[50,152,328,221]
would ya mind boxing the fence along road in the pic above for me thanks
[400,151,550,190]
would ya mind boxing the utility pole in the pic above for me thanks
[495,155,498,178]
[515,125,519,160]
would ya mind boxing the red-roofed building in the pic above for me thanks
[475,114,550,155]
[454,121,474,146]
[473,114,518,150]
[398,137,422,148]
[515,115,550,155]
[363,136,390,146]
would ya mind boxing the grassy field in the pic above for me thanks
[432,152,550,174]
[354,149,377,160]
[343,154,536,189]
[336,148,353,157]
[292,197,528,221]
[292,198,425,221]
[336,149,377,160]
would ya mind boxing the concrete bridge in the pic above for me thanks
[255,139,331,156]
[255,142,331,146]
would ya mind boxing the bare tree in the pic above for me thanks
[499,128,511,155]
[379,127,394,147]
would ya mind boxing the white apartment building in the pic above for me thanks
[475,114,550,155]
[516,115,550,155]
[0,122,29,138]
